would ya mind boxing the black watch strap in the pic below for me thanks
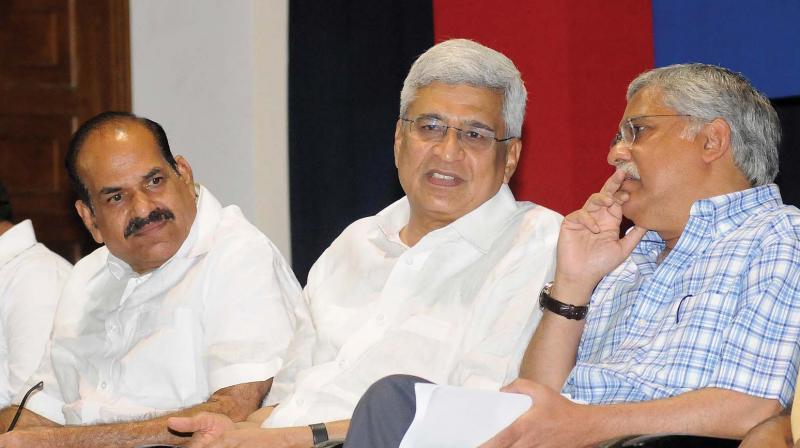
[309,422,329,445]
[539,282,588,320]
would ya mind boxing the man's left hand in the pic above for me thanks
[168,412,236,448]
[480,379,592,448]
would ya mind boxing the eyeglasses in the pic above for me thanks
[7,380,43,431]
[616,114,693,146]
[399,117,516,151]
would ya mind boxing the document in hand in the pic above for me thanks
[398,383,532,448]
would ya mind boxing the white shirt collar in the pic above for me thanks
[106,185,222,279]
[376,184,519,253]
[0,220,37,267]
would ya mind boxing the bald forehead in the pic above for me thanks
[76,120,163,177]
[77,119,156,159]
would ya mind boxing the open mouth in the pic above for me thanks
[426,170,463,186]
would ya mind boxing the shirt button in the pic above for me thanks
[100,382,107,390]
[405,258,414,266]
[338,359,346,368]
[376,313,385,322]
[296,398,304,406]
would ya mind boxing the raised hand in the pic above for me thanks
[554,169,647,297]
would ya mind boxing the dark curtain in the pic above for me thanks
[775,97,800,208]
[288,0,433,284]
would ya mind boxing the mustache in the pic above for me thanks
[123,208,176,239]
[615,162,640,180]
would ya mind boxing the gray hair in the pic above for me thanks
[399,39,527,139]
[627,63,780,186]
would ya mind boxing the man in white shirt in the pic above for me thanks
[0,112,306,448]
[169,38,562,447]
[0,182,71,408]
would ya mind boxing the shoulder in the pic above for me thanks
[70,245,108,279]
[305,214,380,286]
[512,202,563,240]
[208,205,286,260]
[739,203,800,250]
[199,206,299,292]
[333,215,380,245]
[4,243,71,276]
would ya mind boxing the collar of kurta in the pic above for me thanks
[0,219,37,267]
[106,184,222,279]
[376,183,520,254]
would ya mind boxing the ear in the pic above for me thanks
[700,118,732,164]
[393,120,404,169]
[174,155,195,186]
[75,200,104,244]
[502,139,522,183]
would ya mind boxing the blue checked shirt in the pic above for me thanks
[563,184,800,407]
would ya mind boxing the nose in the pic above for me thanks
[607,140,632,167]
[433,127,465,162]
[130,189,156,216]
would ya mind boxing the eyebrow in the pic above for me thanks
[416,113,496,132]
[142,167,162,180]
[99,186,122,196]
[97,167,162,196]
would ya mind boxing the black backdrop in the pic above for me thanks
[288,0,434,283]
[775,97,800,209]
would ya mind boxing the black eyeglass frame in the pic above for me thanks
[7,380,44,431]
[398,117,517,146]
[615,114,695,146]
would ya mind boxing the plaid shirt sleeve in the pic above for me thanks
[708,229,800,407]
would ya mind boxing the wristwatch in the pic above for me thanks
[538,282,589,320]
[309,422,329,445]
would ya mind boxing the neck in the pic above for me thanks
[0,220,13,237]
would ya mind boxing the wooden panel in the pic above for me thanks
[0,114,73,193]
[0,0,130,262]
[0,0,74,87]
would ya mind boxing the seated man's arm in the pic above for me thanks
[0,406,59,432]
[482,380,779,447]
[740,413,793,448]
[0,379,271,448]
[168,410,350,448]
[520,170,646,389]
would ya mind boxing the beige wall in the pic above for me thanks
[130,0,292,261]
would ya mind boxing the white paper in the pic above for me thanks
[398,384,532,448]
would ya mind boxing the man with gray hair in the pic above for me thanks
[345,63,800,447]
[168,38,562,447]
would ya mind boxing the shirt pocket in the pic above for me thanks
[654,292,734,389]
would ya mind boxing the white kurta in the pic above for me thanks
[0,220,71,407]
[265,184,561,427]
[18,187,307,425]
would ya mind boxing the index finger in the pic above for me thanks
[600,169,626,195]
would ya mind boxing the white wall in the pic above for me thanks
[130,0,291,260]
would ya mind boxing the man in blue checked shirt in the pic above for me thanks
[346,63,800,448]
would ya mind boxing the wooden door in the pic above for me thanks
[0,0,130,262]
